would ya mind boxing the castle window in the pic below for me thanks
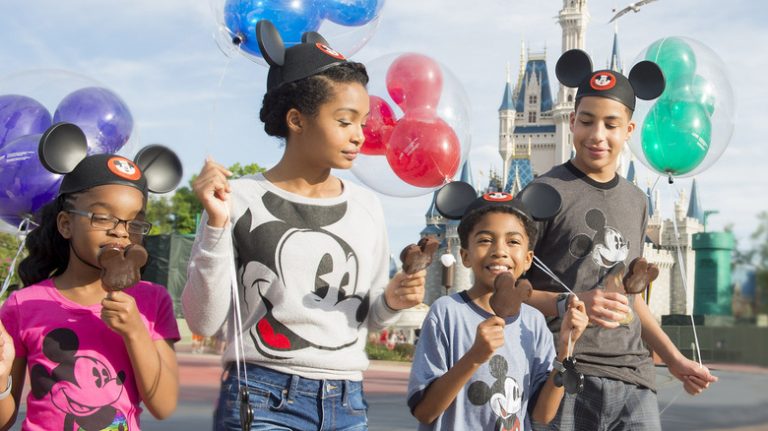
[529,95,538,105]
[568,94,573,102]
[528,112,537,123]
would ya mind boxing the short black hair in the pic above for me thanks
[259,61,369,138]
[574,95,634,120]
[457,206,537,251]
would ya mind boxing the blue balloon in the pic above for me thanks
[0,94,51,152]
[0,133,62,226]
[53,87,133,154]
[224,0,322,59]
[322,0,382,26]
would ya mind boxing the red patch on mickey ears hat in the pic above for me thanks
[590,71,617,91]
[483,192,514,202]
[107,157,141,181]
[316,43,345,60]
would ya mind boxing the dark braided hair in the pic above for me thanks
[18,195,75,286]
[260,62,369,138]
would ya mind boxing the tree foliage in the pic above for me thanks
[145,162,265,234]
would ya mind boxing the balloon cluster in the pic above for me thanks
[0,87,133,226]
[635,37,734,177]
[219,0,384,61]
[362,54,462,189]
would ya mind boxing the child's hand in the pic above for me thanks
[101,291,147,340]
[0,321,14,379]
[384,270,426,311]
[576,289,630,329]
[558,296,588,351]
[467,316,505,365]
[192,157,233,228]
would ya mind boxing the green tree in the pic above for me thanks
[0,232,25,292]
[145,162,266,235]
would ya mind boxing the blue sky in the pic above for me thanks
[1,0,766,256]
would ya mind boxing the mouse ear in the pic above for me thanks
[256,20,285,67]
[37,122,88,174]
[301,31,329,46]
[556,49,593,88]
[517,182,562,220]
[628,60,666,100]
[435,181,477,220]
[133,145,183,194]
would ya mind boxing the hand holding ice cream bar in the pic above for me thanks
[399,237,439,274]
[490,272,533,318]
[97,244,148,291]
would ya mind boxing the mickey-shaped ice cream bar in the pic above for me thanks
[623,257,660,295]
[555,49,666,111]
[490,273,533,318]
[98,244,148,291]
[256,19,347,92]
[400,237,439,274]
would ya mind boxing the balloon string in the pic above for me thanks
[0,218,31,298]
[532,256,576,295]
[659,386,685,416]
[668,197,703,368]
[207,56,233,157]
[225,207,249,393]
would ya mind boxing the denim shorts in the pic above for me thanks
[213,362,369,431]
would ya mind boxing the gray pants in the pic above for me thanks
[534,375,661,431]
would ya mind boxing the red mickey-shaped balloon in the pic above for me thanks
[386,116,461,188]
[386,53,443,117]
[361,95,397,155]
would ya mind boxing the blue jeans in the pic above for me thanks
[213,362,369,431]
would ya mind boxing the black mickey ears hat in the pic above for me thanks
[256,20,348,92]
[434,181,562,222]
[556,49,666,111]
[38,122,183,197]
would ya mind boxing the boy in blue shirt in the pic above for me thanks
[408,190,588,430]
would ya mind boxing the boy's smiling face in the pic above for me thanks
[460,211,533,292]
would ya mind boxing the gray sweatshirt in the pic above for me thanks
[181,173,400,380]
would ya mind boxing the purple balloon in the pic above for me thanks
[53,87,133,154]
[0,94,52,152]
[0,133,62,226]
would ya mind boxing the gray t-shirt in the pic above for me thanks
[408,292,555,431]
[526,162,655,390]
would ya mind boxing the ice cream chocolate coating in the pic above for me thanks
[490,273,533,318]
[98,244,148,291]
[400,237,439,274]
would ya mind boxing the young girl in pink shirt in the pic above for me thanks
[0,123,183,430]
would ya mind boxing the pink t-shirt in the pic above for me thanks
[0,279,180,431]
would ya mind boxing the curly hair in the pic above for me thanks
[457,206,538,251]
[18,195,75,286]
[259,61,369,138]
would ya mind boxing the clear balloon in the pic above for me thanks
[0,133,62,226]
[0,95,51,151]
[361,95,396,155]
[630,37,734,178]
[211,0,386,64]
[53,87,134,154]
[351,52,471,197]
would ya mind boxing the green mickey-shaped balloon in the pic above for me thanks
[645,37,697,92]
[641,99,712,176]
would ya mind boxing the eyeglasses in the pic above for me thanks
[67,210,153,235]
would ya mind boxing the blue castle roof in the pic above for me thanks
[499,81,515,111]
[515,58,553,112]
[687,179,704,222]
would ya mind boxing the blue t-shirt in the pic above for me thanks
[408,292,555,431]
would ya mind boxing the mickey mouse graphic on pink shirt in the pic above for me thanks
[30,328,128,431]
